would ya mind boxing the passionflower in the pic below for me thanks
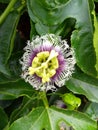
[20,34,76,91]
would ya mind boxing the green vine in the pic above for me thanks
[0,0,17,24]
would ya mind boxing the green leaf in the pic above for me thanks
[94,0,98,2]
[30,20,37,40]
[0,80,34,100]
[10,95,43,123]
[9,106,97,130]
[66,67,98,103]
[34,18,75,36]
[8,52,22,80]
[0,11,20,75]
[85,102,98,120]
[0,100,13,108]
[88,0,94,11]
[0,0,10,3]
[93,11,98,78]
[0,52,22,84]
[27,0,97,77]
[0,72,18,84]
[0,107,8,130]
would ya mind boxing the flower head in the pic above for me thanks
[20,34,76,91]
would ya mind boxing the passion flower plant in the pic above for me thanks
[20,34,76,91]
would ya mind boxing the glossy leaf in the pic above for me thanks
[0,107,8,130]
[27,0,97,77]
[35,18,75,36]
[93,11,98,77]
[10,96,43,123]
[85,102,98,120]
[0,11,20,75]
[0,80,34,100]
[66,67,98,103]
[9,106,97,130]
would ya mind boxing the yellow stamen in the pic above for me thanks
[28,50,59,83]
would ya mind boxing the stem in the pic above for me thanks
[0,0,17,24]
[40,91,49,108]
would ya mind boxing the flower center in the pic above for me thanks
[28,50,59,83]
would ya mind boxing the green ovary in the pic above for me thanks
[28,50,59,83]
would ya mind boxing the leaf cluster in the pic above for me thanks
[0,0,98,130]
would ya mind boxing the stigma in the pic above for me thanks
[28,50,59,83]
